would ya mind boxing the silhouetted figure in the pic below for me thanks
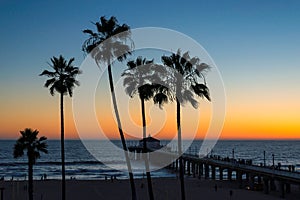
[229,190,233,199]
[214,184,218,192]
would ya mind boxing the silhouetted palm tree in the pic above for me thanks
[40,55,81,200]
[122,57,156,200]
[82,16,136,200]
[161,50,210,200]
[13,128,48,200]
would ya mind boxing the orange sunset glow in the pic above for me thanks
[1,1,300,141]
[1,79,299,140]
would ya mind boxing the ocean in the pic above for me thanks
[0,140,299,180]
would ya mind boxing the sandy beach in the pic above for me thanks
[1,177,299,200]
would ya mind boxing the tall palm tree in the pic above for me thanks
[13,128,48,200]
[161,50,210,200]
[82,16,136,200]
[40,55,81,200]
[122,57,156,200]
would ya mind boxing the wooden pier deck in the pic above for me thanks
[128,146,300,198]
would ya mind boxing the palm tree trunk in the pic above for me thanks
[28,158,33,200]
[177,98,185,200]
[107,62,137,200]
[60,92,66,200]
[141,98,154,200]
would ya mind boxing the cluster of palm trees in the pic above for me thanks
[14,16,210,200]
[120,53,210,200]
[82,16,211,200]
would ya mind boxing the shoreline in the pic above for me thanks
[1,177,300,200]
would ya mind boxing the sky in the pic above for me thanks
[0,0,300,140]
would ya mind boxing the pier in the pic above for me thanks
[128,143,300,199]
[168,152,300,198]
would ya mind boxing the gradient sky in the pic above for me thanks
[0,0,300,139]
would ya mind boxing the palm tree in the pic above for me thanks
[40,55,81,200]
[122,57,156,200]
[13,128,48,200]
[82,16,136,200]
[161,50,210,200]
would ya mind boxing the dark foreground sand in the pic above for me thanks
[1,177,299,200]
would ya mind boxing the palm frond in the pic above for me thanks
[189,57,199,65]
[196,63,210,72]
[181,90,198,108]
[153,93,169,109]
[138,84,155,100]
[49,84,56,96]
[13,128,48,162]
[44,78,56,88]
[13,142,24,158]
[67,57,75,67]
[125,84,137,97]
[39,70,56,77]
[122,76,134,86]
[161,49,211,110]
[161,56,173,68]
[82,16,133,67]
[126,60,136,69]
[191,83,211,101]
[83,29,96,36]
[40,56,81,97]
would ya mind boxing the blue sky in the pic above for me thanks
[1,0,299,82]
[1,0,300,138]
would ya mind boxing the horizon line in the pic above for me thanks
[1,138,300,141]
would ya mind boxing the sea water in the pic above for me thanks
[0,140,299,180]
